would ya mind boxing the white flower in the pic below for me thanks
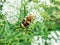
[45,0,51,7]
[38,0,45,3]
[38,0,46,5]
[46,39,51,43]
[31,42,39,45]
[6,0,21,9]
[47,31,60,45]
[51,41,60,45]
[56,31,60,36]
[50,38,56,42]
[39,7,45,12]
[57,39,60,43]
[58,37,60,40]
[51,38,60,45]
[2,2,10,14]
[6,15,18,24]
[6,0,15,3]
[0,2,3,5]
[2,0,20,24]
[50,31,58,39]
[32,36,45,45]
[38,36,45,45]
[33,36,38,41]
[48,34,52,38]
[26,1,35,12]
[2,2,20,15]
[38,0,51,7]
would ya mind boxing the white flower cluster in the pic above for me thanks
[31,36,45,45]
[46,31,60,45]
[32,31,60,45]
[2,0,21,24]
[0,1,3,5]
[26,1,44,23]
[38,0,51,7]
[6,0,21,9]
[26,1,36,12]
[0,0,5,15]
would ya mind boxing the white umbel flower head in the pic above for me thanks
[2,0,20,24]
[48,34,52,38]
[6,0,21,9]
[26,1,36,12]
[56,31,60,36]
[0,2,3,5]
[32,36,45,45]
[50,31,58,39]
[2,2,10,14]
[38,0,45,3]
[46,39,51,44]
[38,0,51,7]
[47,31,60,45]
[45,0,51,7]
[51,40,60,45]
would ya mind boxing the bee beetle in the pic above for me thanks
[21,14,35,28]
